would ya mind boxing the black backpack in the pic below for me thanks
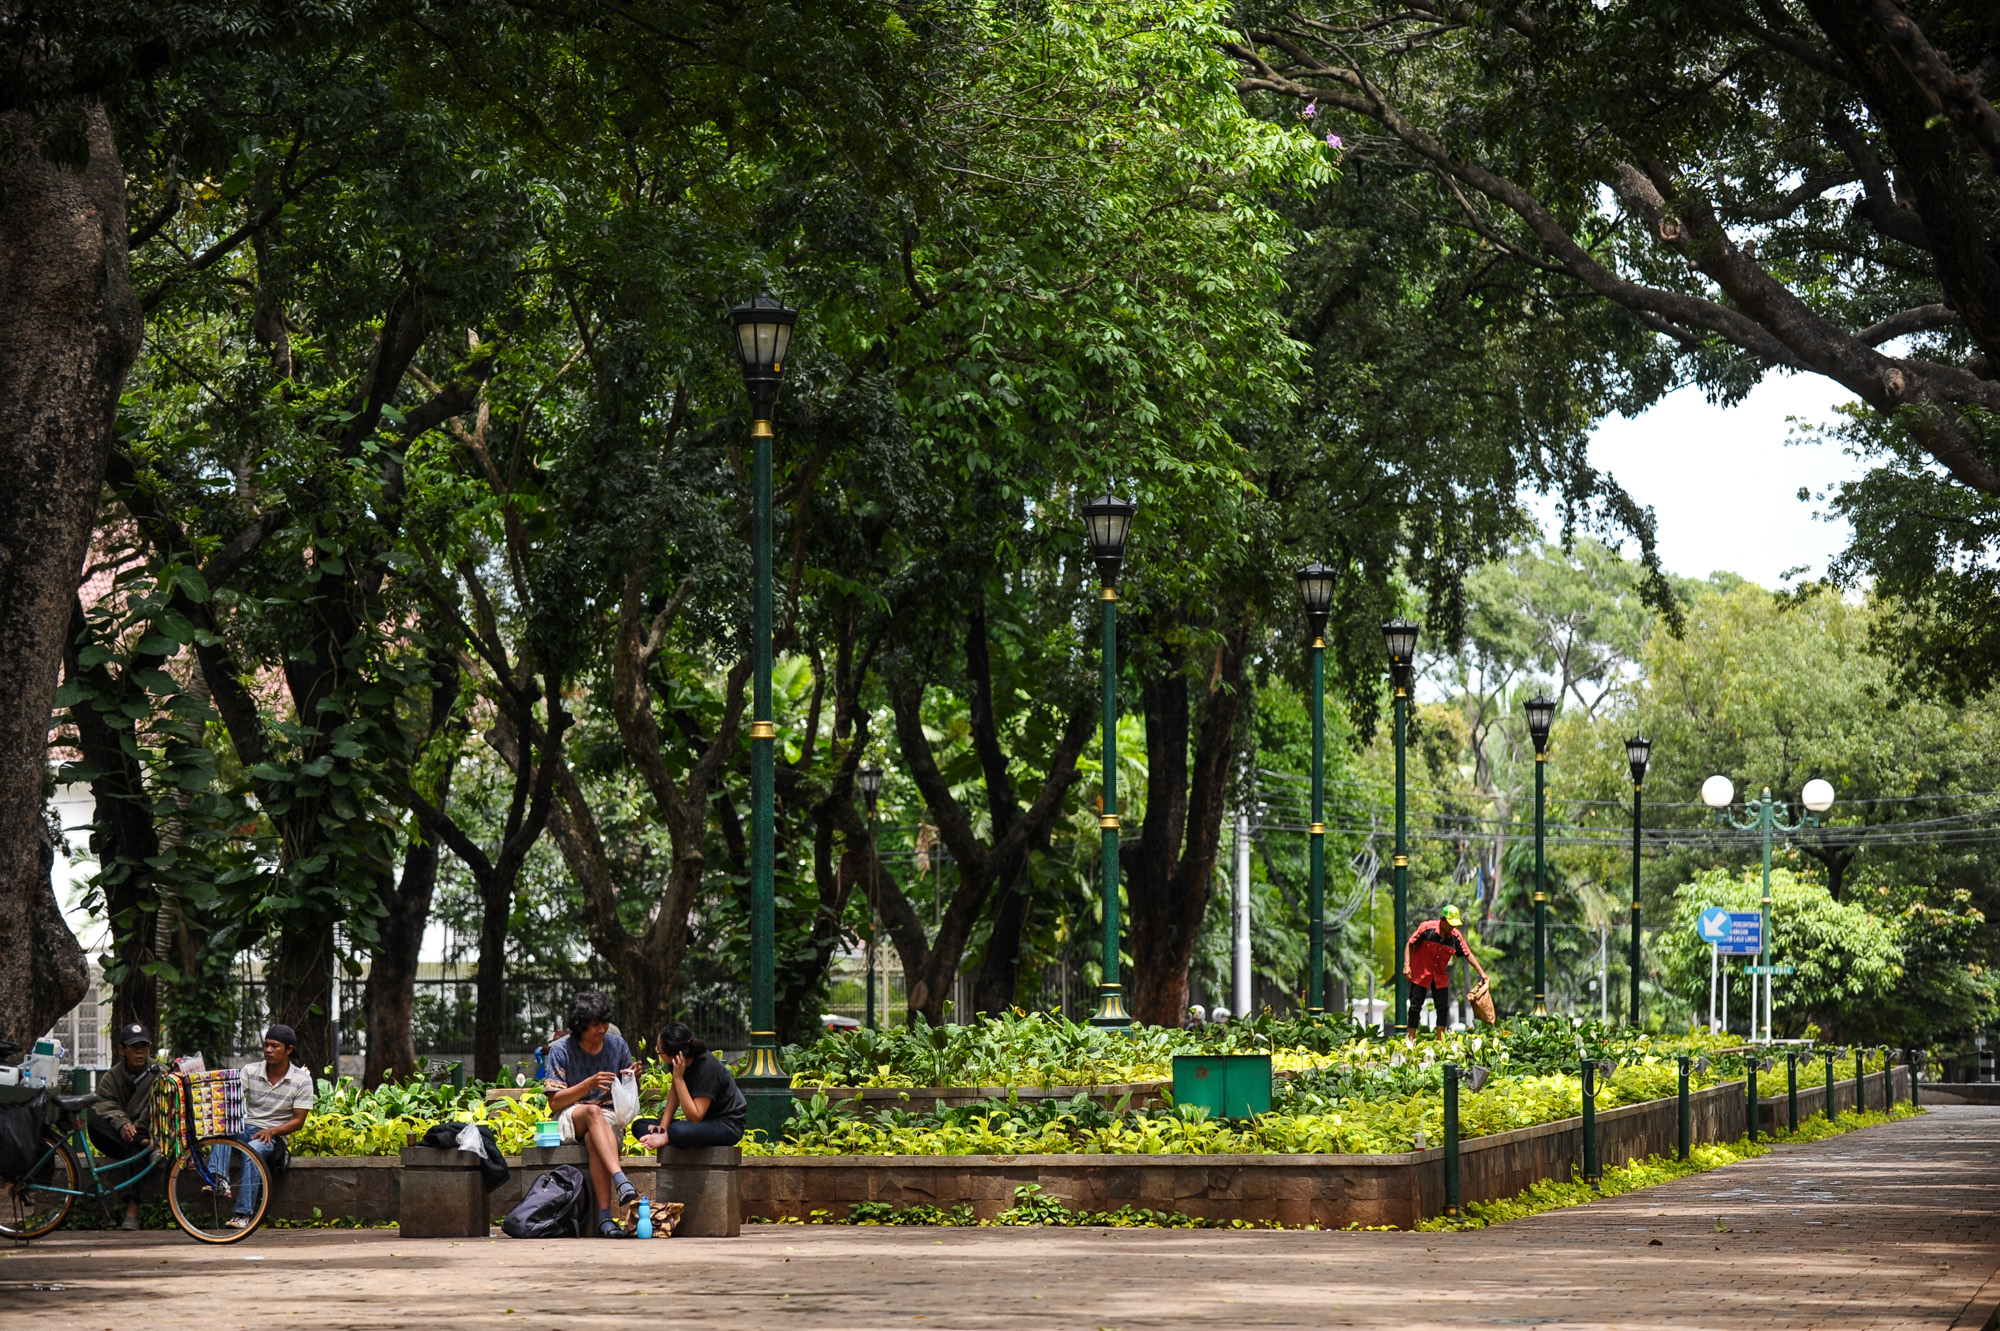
[0,1090,50,1180]
[501,1164,588,1238]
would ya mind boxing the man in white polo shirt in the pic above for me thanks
[213,1024,315,1229]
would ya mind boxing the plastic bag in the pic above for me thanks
[610,1069,640,1128]
[455,1121,484,1155]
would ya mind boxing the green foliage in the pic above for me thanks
[781,1187,1271,1229]
[758,1016,1751,1157]
[1658,868,1904,1036]
[785,1009,1362,1090]
[843,1200,979,1227]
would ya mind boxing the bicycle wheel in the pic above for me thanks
[167,1137,270,1244]
[0,1132,78,1238]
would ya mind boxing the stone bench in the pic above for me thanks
[655,1144,741,1237]
[398,1146,489,1237]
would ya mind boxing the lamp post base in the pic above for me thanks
[741,1076,794,1143]
[740,1035,791,1141]
[1089,984,1132,1028]
[1532,994,1547,1017]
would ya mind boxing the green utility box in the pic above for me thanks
[1171,1054,1272,1119]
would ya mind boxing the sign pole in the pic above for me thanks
[1709,944,1718,1033]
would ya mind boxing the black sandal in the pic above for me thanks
[599,1218,629,1238]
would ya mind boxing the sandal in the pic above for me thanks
[598,1218,629,1238]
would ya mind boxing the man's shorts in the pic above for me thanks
[557,1102,594,1144]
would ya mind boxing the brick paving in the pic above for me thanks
[6,1106,1997,1329]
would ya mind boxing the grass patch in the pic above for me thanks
[267,1207,397,1229]
[750,1184,1294,1229]
[1417,1103,1924,1232]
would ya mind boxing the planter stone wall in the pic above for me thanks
[743,1081,1751,1230]
[272,1072,1899,1232]
[1755,1068,1912,1134]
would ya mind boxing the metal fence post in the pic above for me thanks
[1747,1059,1760,1143]
[1677,1055,1690,1161]
[1855,1047,1866,1115]
[1787,1051,1798,1134]
[1825,1048,1836,1120]
[1910,1047,1920,1109]
[1582,1061,1599,1188]
[1444,1065,1461,1218]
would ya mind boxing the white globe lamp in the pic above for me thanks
[1701,775,1735,810]
[1801,778,1835,813]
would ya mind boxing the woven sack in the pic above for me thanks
[1468,977,1497,1026]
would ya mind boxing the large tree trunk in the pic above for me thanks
[973,873,1034,1016]
[473,868,510,1080]
[271,922,336,1077]
[366,662,460,1086]
[364,836,441,1087]
[545,758,699,1051]
[64,600,162,1037]
[1126,621,1251,1027]
[0,106,142,1045]
[884,675,1095,1027]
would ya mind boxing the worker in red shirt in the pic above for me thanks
[1404,904,1487,1034]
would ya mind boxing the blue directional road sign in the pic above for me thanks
[1695,908,1763,955]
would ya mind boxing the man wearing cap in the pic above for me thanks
[1403,905,1487,1036]
[90,1023,161,1229]
[213,1025,315,1229]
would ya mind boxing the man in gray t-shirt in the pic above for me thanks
[543,992,638,1237]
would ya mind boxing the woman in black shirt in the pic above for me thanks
[637,1022,747,1150]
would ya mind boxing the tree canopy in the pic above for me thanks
[11,0,2000,1064]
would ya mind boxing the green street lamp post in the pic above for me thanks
[730,291,799,1138]
[1701,775,1834,1041]
[859,762,883,1031]
[1625,736,1651,1026]
[1382,619,1418,1033]
[1524,694,1556,1017]
[1297,564,1336,1015]
[1085,492,1137,1028]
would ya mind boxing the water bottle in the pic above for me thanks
[636,1196,652,1239]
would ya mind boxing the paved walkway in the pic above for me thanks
[7,1107,1998,1329]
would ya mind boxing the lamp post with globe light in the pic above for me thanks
[1700,775,1835,1041]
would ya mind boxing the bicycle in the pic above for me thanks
[0,1041,271,1244]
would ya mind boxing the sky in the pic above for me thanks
[1539,372,1868,588]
